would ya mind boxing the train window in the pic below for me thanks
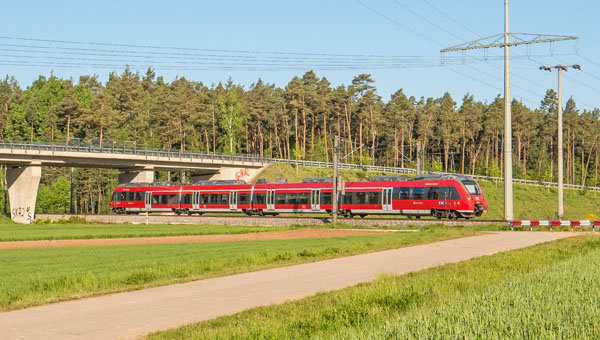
[410,187,425,200]
[253,193,265,204]
[181,194,191,204]
[151,194,160,205]
[462,180,481,195]
[449,187,461,200]
[239,194,250,204]
[297,192,310,204]
[134,192,143,201]
[275,193,286,204]
[353,192,366,204]
[367,192,381,204]
[343,194,352,204]
[427,187,448,200]
[112,192,123,201]
[285,193,296,205]
[393,187,410,200]
[321,193,332,205]
[219,194,229,204]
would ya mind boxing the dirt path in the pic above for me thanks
[0,232,575,340]
[0,228,404,249]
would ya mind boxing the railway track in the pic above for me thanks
[36,213,507,227]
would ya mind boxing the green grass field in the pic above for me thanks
[0,223,296,242]
[256,163,600,220]
[146,235,599,340]
[0,229,472,311]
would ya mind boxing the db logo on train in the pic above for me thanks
[235,168,250,180]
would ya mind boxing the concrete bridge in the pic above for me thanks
[0,140,269,223]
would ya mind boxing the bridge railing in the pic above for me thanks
[0,139,416,174]
[3,139,600,191]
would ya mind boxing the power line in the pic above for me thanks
[420,0,482,39]
[0,35,427,58]
[390,0,466,42]
[353,0,443,47]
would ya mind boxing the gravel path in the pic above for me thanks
[0,231,575,340]
[0,228,402,249]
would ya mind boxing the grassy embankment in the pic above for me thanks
[0,229,472,311]
[146,235,600,340]
[257,163,600,220]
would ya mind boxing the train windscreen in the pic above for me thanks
[462,180,481,195]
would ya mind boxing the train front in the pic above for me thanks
[460,179,487,216]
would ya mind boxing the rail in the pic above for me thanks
[2,139,599,191]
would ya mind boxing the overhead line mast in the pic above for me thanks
[440,0,578,221]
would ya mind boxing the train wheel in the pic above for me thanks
[258,210,265,216]
[360,214,367,219]
[448,211,458,220]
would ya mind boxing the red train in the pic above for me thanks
[109,174,487,219]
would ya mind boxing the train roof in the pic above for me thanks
[414,174,474,181]
[194,179,247,185]
[116,181,180,188]
[368,175,411,182]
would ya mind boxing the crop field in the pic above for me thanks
[0,228,472,311]
[145,235,600,340]
[0,223,296,242]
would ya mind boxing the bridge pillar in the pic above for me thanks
[118,170,154,184]
[7,165,41,224]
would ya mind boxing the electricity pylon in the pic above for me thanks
[440,0,578,221]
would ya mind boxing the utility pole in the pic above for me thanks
[540,64,581,219]
[416,141,422,175]
[441,1,577,221]
[332,136,340,223]
[70,167,74,214]
[503,0,513,221]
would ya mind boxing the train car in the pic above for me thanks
[339,174,487,219]
[109,182,181,214]
[110,174,487,219]
[181,180,253,215]
[250,178,334,215]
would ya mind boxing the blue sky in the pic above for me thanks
[2,0,598,110]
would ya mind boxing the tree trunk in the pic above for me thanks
[359,120,363,162]
[258,123,264,157]
[323,113,329,163]
[211,103,216,153]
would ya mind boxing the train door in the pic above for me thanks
[266,190,275,211]
[144,192,152,211]
[311,189,321,211]
[192,191,200,210]
[229,190,238,210]
[382,188,393,211]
